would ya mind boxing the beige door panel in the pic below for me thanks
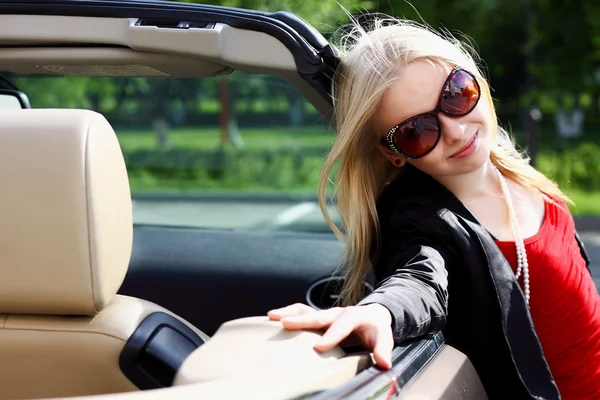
[46,316,371,400]
[399,346,488,400]
[46,316,486,400]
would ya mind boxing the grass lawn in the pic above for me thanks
[565,190,600,216]
[119,127,600,216]
[116,126,335,152]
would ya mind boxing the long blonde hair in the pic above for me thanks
[318,17,570,306]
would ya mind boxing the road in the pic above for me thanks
[581,232,600,288]
[132,198,600,288]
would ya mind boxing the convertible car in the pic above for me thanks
[0,1,488,399]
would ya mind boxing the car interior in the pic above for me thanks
[0,1,489,399]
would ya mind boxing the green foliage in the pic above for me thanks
[12,76,117,110]
[538,142,600,193]
[172,0,374,33]
[118,127,333,190]
[125,148,327,191]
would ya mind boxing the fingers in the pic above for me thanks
[313,308,358,352]
[269,303,395,371]
[268,303,315,321]
[315,305,394,370]
[371,325,394,370]
[280,307,344,331]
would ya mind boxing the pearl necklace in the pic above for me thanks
[492,165,531,304]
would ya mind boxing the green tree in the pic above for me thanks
[175,0,374,33]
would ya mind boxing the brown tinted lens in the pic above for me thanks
[394,115,440,158]
[440,70,480,116]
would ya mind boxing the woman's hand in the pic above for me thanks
[267,302,394,369]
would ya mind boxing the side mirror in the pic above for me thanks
[0,89,31,109]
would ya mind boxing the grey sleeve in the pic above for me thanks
[358,243,449,342]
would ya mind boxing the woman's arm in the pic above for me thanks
[358,243,449,341]
[267,202,456,369]
[359,203,455,342]
[268,229,454,369]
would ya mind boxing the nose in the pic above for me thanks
[438,114,467,145]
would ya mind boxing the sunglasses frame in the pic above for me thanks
[384,66,481,160]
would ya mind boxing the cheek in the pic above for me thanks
[473,100,493,129]
[408,143,448,173]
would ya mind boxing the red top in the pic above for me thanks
[495,197,600,399]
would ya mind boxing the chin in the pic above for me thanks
[462,145,490,171]
[435,143,491,177]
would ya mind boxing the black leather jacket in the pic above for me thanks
[359,165,591,400]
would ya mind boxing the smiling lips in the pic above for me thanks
[451,131,479,158]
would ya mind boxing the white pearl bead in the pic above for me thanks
[493,165,531,304]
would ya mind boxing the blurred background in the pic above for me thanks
[4,0,600,227]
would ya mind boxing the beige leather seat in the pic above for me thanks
[0,109,209,400]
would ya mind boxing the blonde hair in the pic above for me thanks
[318,17,570,306]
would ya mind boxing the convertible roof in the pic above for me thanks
[0,0,339,120]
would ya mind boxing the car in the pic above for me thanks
[0,1,488,399]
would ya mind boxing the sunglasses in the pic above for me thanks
[382,67,481,160]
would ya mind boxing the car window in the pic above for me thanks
[8,72,340,232]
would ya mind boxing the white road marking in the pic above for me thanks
[271,202,319,227]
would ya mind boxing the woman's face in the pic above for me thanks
[376,60,494,179]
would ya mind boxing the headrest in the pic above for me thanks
[0,109,133,315]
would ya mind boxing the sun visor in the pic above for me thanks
[0,16,297,76]
[0,47,230,78]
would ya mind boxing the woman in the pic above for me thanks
[268,16,600,399]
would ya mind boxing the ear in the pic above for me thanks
[378,144,406,168]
